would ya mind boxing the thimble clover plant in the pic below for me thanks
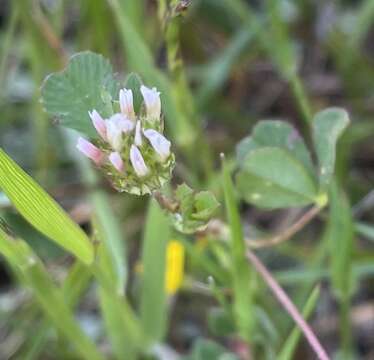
[41,51,218,232]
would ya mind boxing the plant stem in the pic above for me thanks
[290,74,312,125]
[162,0,214,181]
[340,295,352,357]
[246,205,323,248]
[246,250,330,360]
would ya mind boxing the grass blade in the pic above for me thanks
[0,149,94,264]
[278,285,321,360]
[221,155,254,342]
[140,199,171,343]
[0,228,103,360]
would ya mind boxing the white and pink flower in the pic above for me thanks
[109,151,124,172]
[140,85,161,120]
[106,113,134,151]
[119,88,135,120]
[89,110,107,140]
[130,145,149,177]
[76,137,104,165]
[143,129,171,162]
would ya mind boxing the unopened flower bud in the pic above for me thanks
[89,110,107,140]
[76,137,104,165]
[143,129,171,161]
[140,85,161,120]
[130,145,149,177]
[109,151,124,172]
[119,88,135,120]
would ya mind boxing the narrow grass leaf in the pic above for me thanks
[222,155,254,342]
[0,229,103,360]
[140,199,171,343]
[95,241,144,360]
[0,149,94,264]
[278,286,320,360]
[324,181,354,299]
[99,286,143,360]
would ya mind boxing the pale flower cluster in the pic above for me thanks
[76,85,174,194]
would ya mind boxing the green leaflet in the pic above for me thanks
[236,120,315,177]
[41,51,119,137]
[312,108,350,189]
[236,147,318,209]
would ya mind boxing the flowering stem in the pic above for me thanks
[246,250,330,360]
[161,0,214,180]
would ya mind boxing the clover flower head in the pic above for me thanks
[76,84,175,195]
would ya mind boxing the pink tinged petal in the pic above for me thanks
[119,88,135,119]
[143,129,171,162]
[109,151,124,172]
[89,110,106,140]
[140,85,161,120]
[76,137,104,165]
[130,145,149,177]
[134,121,142,146]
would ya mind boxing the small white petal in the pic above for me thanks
[89,110,107,140]
[134,121,142,146]
[119,88,135,119]
[76,137,104,165]
[130,145,149,177]
[106,113,134,150]
[109,151,124,172]
[140,85,161,120]
[143,129,171,161]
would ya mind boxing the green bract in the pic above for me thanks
[172,183,220,234]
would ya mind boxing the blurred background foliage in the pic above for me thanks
[0,0,373,359]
